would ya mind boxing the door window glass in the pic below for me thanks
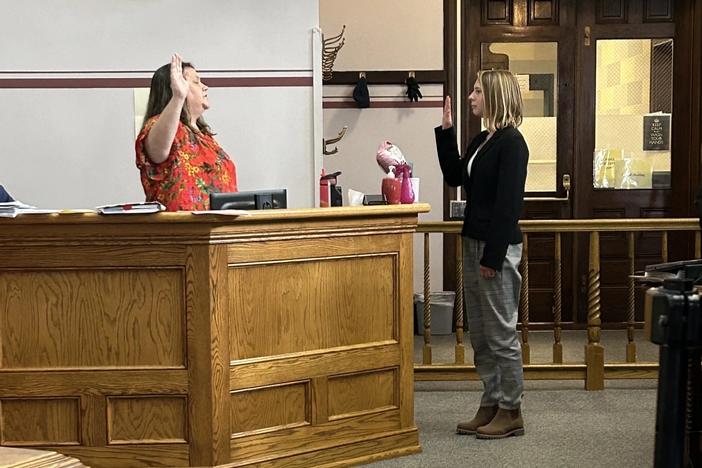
[481,42,558,192]
[594,39,673,190]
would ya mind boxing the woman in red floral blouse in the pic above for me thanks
[136,54,237,211]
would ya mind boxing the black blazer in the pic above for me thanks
[435,125,529,271]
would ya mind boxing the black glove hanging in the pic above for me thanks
[352,76,370,108]
[405,76,422,102]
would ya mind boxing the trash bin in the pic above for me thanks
[413,291,455,335]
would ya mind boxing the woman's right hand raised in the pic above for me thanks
[170,54,188,101]
[441,95,453,129]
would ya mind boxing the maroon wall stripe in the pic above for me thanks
[0,76,313,89]
[323,100,443,109]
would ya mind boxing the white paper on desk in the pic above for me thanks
[96,201,165,215]
[15,209,61,215]
[191,210,251,216]
[0,202,60,218]
[0,201,35,210]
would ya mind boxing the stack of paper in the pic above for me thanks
[0,201,60,218]
[96,201,165,215]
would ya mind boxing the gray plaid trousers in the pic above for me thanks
[462,236,524,409]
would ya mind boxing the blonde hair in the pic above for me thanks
[477,69,523,132]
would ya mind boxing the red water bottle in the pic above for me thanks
[320,169,330,207]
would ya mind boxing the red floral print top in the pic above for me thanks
[135,116,238,211]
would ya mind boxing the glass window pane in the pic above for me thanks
[481,42,558,192]
[594,39,673,190]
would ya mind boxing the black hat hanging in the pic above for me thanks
[353,73,370,108]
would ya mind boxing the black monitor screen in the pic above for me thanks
[210,189,287,210]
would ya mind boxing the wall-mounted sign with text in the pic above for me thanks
[643,114,671,151]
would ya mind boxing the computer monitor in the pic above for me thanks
[210,189,287,210]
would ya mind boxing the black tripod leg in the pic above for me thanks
[688,348,702,467]
[655,345,688,468]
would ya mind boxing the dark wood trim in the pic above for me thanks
[692,0,702,210]
[464,0,481,154]
[324,70,445,86]
[668,0,702,279]
[477,26,569,40]
[671,0,698,221]
[442,0,459,291]
[512,0,524,25]
[481,0,513,25]
[323,100,443,109]
[596,0,629,24]
[443,0,459,222]
[528,0,560,26]
[519,321,646,331]
[643,0,674,23]
[0,76,314,89]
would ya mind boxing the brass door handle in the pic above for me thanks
[525,174,571,202]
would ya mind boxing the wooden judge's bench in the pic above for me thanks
[0,205,427,467]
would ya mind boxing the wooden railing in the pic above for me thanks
[415,219,701,389]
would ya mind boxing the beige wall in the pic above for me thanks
[320,0,443,71]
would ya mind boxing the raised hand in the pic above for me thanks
[442,95,453,129]
[170,54,188,101]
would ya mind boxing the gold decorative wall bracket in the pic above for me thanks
[323,126,348,155]
[322,25,346,81]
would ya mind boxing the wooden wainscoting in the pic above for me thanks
[226,231,418,466]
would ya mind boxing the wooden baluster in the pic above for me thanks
[696,231,701,259]
[520,235,530,365]
[661,231,668,263]
[585,231,605,390]
[423,233,432,364]
[626,232,637,362]
[553,233,563,364]
[455,235,465,364]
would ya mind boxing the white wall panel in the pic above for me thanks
[3,0,316,71]
[0,89,142,208]
[207,87,316,208]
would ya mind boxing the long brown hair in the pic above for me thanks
[141,62,213,135]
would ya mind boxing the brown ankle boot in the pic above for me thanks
[456,405,498,435]
[476,407,525,439]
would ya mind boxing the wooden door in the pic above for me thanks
[573,0,696,323]
[463,0,578,324]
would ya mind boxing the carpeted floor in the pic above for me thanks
[364,330,660,467]
[365,379,657,467]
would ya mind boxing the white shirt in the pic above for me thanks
[467,133,493,177]
[467,148,479,177]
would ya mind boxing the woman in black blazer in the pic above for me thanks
[435,70,529,439]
